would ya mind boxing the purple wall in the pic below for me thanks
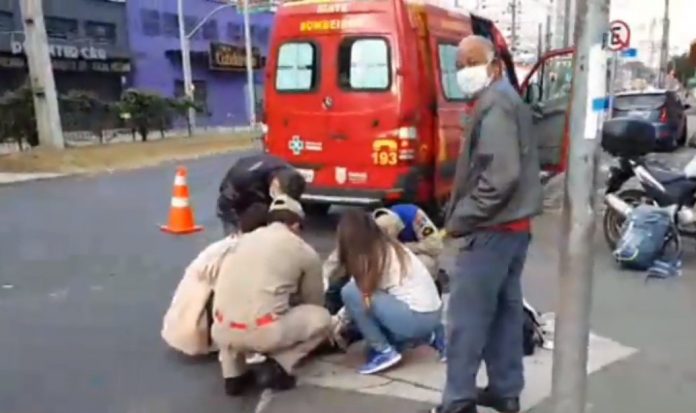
[126,0,274,127]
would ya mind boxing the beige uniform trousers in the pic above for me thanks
[211,304,331,378]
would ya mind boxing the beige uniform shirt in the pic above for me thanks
[162,236,237,355]
[214,223,324,325]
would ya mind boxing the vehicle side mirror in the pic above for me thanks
[525,82,542,105]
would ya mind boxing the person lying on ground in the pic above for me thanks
[372,204,444,278]
[211,195,331,396]
[336,209,446,375]
[217,153,306,236]
[161,203,269,356]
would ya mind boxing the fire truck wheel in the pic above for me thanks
[302,203,331,216]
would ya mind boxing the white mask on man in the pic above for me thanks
[269,185,281,199]
[456,63,492,100]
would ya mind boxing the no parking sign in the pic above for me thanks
[608,20,631,52]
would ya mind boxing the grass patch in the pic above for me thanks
[0,133,259,174]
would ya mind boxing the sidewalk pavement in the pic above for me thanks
[296,306,636,412]
[295,210,637,412]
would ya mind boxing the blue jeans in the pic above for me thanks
[442,231,531,409]
[340,281,442,353]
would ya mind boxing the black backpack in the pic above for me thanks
[523,301,545,356]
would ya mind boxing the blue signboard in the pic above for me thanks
[621,48,638,58]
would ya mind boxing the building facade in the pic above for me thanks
[0,0,131,101]
[126,0,274,128]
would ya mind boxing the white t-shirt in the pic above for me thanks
[379,246,442,313]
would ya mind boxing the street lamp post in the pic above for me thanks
[242,0,257,127]
[177,0,259,133]
[177,0,196,132]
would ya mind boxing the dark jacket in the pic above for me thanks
[444,79,543,236]
[216,154,291,224]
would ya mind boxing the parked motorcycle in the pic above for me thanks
[602,118,696,249]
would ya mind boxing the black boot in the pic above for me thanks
[476,388,520,413]
[426,402,478,413]
[224,371,255,397]
[254,358,296,391]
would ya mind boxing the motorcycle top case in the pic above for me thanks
[601,118,656,158]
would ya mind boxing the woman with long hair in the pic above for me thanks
[337,209,445,375]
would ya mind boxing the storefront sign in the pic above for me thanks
[10,41,108,61]
[209,42,265,71]
[0,56,25,69]
[0,54,130,73]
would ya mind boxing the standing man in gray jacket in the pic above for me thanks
[434,36,543,413]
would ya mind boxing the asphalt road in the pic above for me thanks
[1,148,696,413]
[0,150,431,413]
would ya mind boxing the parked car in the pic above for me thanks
[612,90,690,151]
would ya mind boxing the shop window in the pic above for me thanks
[140,9,160,36]
[174,80,208,110]
[437,43,465,101]
[338,37,390,91]
[275,42,318,93]
[202,20,218,41]
[162,12,179,37]
[0,11,13,33]
[85,21,117,44]
[45,17,78,40]
[226,22,242,42]
[255,25,270,44]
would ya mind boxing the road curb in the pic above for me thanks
[0,173,70,187]
[0,140,259,187]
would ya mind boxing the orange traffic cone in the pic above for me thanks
[160,166,203,235]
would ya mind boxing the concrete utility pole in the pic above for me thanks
[537,23,543,57]
[562,0,573,47]
[509,0,518,54]
[658,0,670,87]
[550,1,610,413]
[546,12,553,52]
[242,0,257,127]
[649,18,657,71]
[19,0,64,149]
[177,0,196,132]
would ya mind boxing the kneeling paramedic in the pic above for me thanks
[161,203,269,356]
[217,154,306,235]
[211,195,331,396]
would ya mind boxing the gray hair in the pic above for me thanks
[460,35,497,62]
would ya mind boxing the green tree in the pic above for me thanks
[669,53,696,84]
[0,84,39,150]
[117,89,173,142]
[168,97,204,137]
[61,90,117,143]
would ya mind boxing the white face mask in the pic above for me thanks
[269,179,281,198]
[456,63,492,100]
[269,185,281,199]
